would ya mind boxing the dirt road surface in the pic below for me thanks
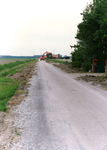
[11,61,107,150]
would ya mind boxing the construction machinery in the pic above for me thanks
[39,51,52,60]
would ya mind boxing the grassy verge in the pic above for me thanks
[0,59,37,111]
[46,59,65,64]
[46,59,72,65]
[0,77,19,111]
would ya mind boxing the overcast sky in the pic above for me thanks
[0,0,93,56]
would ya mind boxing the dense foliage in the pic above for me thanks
[70,0,107,69]
[46,53,53,59]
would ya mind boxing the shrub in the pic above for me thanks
[82,62,91,72]
[72,61,81,68]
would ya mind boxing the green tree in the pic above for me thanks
[46,53,53,59]
[71,0,107,65]
[58,54,62,59]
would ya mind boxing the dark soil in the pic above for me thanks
[78,75,107,90]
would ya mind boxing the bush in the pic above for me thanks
[95,64,105,73]
[72,61,81,68]
[82,62,91,72]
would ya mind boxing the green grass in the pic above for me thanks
[0,59,37,77]
[47,59,65,64]
[0,59,38,112]
[47,59,72,65]
[0,69,19,77]
[0,77,19,111]
[17,132,21,136]
[0,61,24,71]
[0,59,35,71]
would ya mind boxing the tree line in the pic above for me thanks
[70,0,107,71]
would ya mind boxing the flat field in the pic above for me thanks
[0,58,28,64]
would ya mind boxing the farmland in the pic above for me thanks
[0,58,29,64]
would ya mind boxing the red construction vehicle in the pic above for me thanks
[39,51,51,60]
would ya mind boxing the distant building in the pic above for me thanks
[52,55,58,59]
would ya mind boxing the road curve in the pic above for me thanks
[11,61,107,150]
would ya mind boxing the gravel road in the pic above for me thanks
[11,61,107,150]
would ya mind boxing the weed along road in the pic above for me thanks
[11,61,107,150]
